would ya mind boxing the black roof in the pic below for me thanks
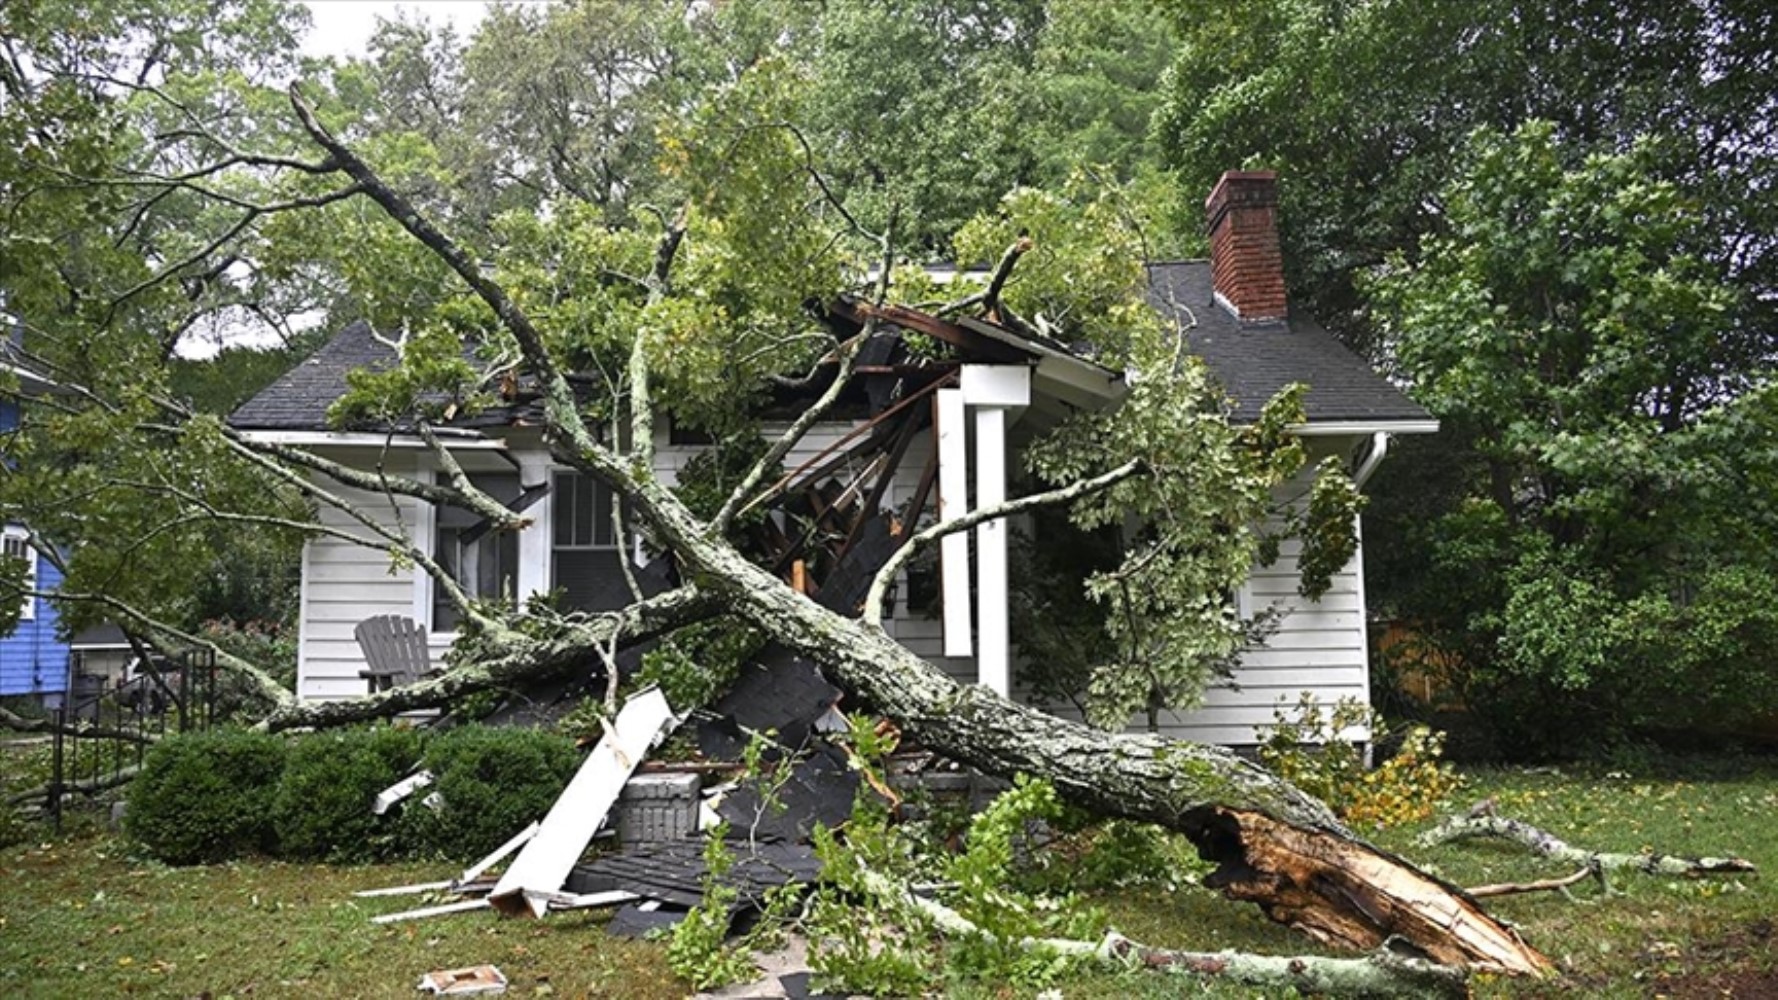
[230,266,1430,431]
[1147,261,1431,424]
[228,321,532,431]
[228,320,387,430]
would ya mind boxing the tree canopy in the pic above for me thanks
[0,0,1344,728]
[1365,123,1778,749]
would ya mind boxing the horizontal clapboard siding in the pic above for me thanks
[296,462,443,702]
[295,425,1375,747]
[1006,455,1373,746]
[1142,459,1371,745]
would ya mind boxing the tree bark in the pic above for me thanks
[1420,806,1756,880]
[257,588,715,732]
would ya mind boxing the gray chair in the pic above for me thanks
[355,615,437,693]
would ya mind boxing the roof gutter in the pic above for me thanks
[232,429,508,450]
[1287,419,1439,437]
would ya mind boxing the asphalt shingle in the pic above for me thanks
[1147,261,1431,424]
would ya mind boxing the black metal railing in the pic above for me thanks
[45,648,217,832]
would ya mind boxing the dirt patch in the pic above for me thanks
[1647,920,1778,999]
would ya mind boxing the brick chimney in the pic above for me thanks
[1205,170,1287,323]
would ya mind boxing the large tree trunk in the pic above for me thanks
[625,475,1554,976]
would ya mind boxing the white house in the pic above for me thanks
[229,172,1435,745]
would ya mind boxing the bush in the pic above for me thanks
[400,726,582,861]
[1258,695,1462,830]
[125,728,288,864]
[273,726,427,863]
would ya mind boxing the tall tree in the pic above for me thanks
[1155,0,1778,351]
[1366,122,1778,752]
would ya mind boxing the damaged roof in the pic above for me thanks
[229,263,1429,432]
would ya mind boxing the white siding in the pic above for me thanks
[296,471,447,702]
[293,422,1376,747]
[899,443,1374,747]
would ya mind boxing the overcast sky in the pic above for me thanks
[298,1,498,60]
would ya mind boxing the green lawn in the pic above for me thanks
[2,755,1774,998]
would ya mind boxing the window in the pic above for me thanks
[553,471,630,613]
[552,471,615,550]
[3,527,35,621]
[432,474,521,632]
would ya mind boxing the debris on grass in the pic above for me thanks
[416,963,507,995]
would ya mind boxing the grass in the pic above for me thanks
[2,752,1775,998]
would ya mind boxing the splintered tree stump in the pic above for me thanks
[1192,808,1554,974]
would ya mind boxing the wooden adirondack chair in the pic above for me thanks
[355,615,437,693]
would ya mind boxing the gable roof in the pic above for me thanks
[1147,261,1431,426]
[230,265,1432,433]
[227,321,533,432]
[227,320,387,430]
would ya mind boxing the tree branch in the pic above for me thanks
[0,706,156,745]
[26,586,293,711]
[710,210,898,535]
[214,433,491,630]
[257,586,716,731]
[104,185,363,321]
[1419,802,1757,880]
[862,460,1144,622]
[981,235,1033,321]
[628,206,688,477]
[851,866,1468,998]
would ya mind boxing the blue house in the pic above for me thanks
[1,356,71,708]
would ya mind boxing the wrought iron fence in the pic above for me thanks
[45,648,217,832]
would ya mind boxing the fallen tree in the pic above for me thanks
[256,85,1550,978]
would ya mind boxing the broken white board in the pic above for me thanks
[488,687,677,918]
[370,898,490,925]
[457,821,540,887]
[372,769,434,815]
[523,888,637,913]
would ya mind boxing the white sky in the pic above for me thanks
[298,0,497,60]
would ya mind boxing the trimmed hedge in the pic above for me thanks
[400,726,582,862]
[124,724,583,866]
[124,728,288,864]
[272,726,426,863]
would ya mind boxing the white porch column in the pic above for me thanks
[973,406,1009,696]
[936,387,973,656]
[959,366,1030,698]
[515,453,554,605]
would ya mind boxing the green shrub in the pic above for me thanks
[400,726,581,861]
[1258,694,1462,830]
[124,728,288,864]
[273,726,427,863]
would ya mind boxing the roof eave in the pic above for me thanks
[1286,418,1440,436]
[232,428,509,449]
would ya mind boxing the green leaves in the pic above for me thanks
[1366,121,1778,751]
[1025,328,1339,728]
